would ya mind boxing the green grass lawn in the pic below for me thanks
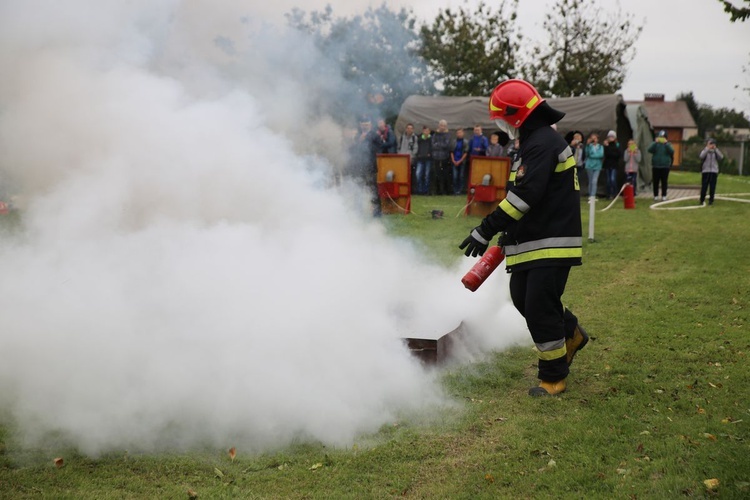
[1,171,749,499]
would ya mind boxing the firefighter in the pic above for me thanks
[459,79,589,396]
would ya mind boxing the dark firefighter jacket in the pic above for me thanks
[477,122,582,272]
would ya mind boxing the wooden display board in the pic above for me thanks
[465,156,511,217]
[376,154,411,214]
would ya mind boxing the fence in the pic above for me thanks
[675,140,748,176]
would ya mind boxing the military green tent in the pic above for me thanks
[395,93,654,189]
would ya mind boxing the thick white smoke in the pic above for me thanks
[0,1,527,455]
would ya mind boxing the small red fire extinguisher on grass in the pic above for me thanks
[461,246,505,292]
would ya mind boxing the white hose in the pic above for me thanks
[599,183,630,212]
[650,192,750,210]
[455,196,476,218]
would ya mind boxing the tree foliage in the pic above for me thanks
[717,0,750,21]
[526,0,643,97]
[677,91,750,138]
[419,0,521,96]
[286,4,434,122]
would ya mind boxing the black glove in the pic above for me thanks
[459,228,491,257]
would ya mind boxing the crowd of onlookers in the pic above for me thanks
[346,116,726,214]
[397,121,510,196]
[345,116,514,199]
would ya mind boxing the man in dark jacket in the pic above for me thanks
[459,79,588,397]
[376,119,397,154]
[450,128,469,195]
[415,126,432,195]
[353,115,384,216]
[431,119,452,195]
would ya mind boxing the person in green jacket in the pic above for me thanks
[647,130,674,201]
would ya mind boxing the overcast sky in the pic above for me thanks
[254,0,750,116]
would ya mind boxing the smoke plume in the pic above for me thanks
[0,0,526,455]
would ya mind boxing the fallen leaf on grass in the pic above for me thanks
[485,473,494,483]
[703,433,717,441]
[703,478,720,491]
[53,457,64,468]
[228,447,236,461]
[310,463,323,471]
[187,489,198,499]
[214,468,224,479]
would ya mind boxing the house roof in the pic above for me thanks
[627,99,697,129]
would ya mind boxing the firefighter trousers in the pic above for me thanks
[509,266,574,382]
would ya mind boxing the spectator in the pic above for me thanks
[431,119,452,195]
[603,130,620,199]
[647,130,674,201]
[566,131,586,193]
[623,139,642,195]
[699,138,724,205]
[486,131,504,157]
[377,119,397,154]
[567,131,585,167]
[398,123,417,189]
[353,115,384,216]
[415,126,432,195]
[469,124,489,157]
[506,137,521,164]
[450,128,469,195]
[584,133,604,199]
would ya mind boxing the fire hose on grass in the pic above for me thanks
[650,192,750,210]
[587,183,750,241]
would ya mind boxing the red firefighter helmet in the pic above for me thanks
[488,79,544,128]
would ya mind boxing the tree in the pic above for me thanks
[419,0,521,96]
[286,4,435,122]
[717,0,750,21]
[525,0,643,97]
[677,91,750,138]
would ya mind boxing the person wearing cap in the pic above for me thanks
[603,130,621,199]
[699,138,724,205]
[647,130,674,201]
[459,79,588,397]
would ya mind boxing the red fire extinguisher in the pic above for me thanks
[461,246,505,292]
[622,183,635,209]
